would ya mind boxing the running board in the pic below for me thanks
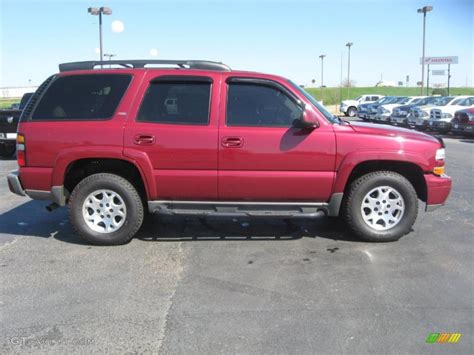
[148,200,331,219]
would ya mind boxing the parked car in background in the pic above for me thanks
[0,92,34,157]
[340,94,383,117]
[368,96,406,121]
[374,96,423,124]
[360,96,397,121]
[451,108,474,136]
[429,96,474,133]
[358,97,397,120]
[392,96,437,127]
[409,96,455,131]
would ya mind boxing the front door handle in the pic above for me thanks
[134,134,155,145]
[222,136,243,148]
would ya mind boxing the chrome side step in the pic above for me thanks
[147,193,343,218]
[148,200,330,219]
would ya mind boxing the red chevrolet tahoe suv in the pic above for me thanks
[7,60,452,245]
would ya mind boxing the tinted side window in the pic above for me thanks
[227,83,302,127]
[137,81,211,125]
[32,74,131,120]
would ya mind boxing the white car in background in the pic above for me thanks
[410,96,456,130]
[429,96,474,132]
[374,96,426,123]
[339,94,383,117]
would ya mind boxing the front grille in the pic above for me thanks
[453,112,469,124]
[430,109,442,120]
[20,75,55,121]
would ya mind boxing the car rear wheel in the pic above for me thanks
[347,107,357,117]
[69,173,144,245]
[342,171,418,242]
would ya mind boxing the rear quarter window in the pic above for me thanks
[31,74,131,120]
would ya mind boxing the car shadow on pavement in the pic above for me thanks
[0,201,360,245]
[0,200,88,245]
[136,215,361,243]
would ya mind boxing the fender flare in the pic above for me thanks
[333,150,430,193]
[51,146,156,199]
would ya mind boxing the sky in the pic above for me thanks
[0,0,473,88]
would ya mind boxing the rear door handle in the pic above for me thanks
[222,136,243,148]
[134,134,155,145]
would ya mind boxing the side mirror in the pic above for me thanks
[293,110,320,129]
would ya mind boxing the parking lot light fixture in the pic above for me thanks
[88,6,113,63]
[417,5,433,95]
[319,54,326,99]
[104,53,116,68]
[345,42,353,98]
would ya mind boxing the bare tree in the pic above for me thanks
[341,78,356,88]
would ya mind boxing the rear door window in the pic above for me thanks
[137,79,211,125]
[32,74,131,120]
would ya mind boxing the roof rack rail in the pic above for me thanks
[59,60,231,72]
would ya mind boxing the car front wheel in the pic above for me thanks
[347,107,357,117]
[69,173,144,245]
[342,171,418,242]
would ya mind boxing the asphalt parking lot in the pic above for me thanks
[0,136,472,354]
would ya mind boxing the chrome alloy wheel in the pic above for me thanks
[360,186,405,231]
[82,189,127,233]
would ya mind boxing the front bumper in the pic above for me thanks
[0,132,17,143]
[378,114,391,122]
[424,173,452,211]
[392,116,408,125]
[7,170,68,206]
[452,123,474,135]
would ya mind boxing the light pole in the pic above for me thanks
[319,54,326,100]
[88,7,112,63]
[345,42,353,98]
[104,53,116,68]
[417,5,433,95]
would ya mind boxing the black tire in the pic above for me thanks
[342,171,418,242]
[347,107,357,117]
[0,144,16,158]
[69,173,144,245]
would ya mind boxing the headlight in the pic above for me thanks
[442,113,453,118]
[435,148,445,161]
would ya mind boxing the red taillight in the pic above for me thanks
[17,134,26,167]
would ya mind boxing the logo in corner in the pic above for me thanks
[426,333,462,344]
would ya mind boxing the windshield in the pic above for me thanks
[410,98,424,105]
[433,96,454,106]
[288,80,338,123]
[354,96,362,101]
[398,97,411,104]
[377,96,395,104]
[451,97,473,106]
[418,96,442,105]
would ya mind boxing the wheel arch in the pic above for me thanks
[62,158,150,201]
[341,160,427,203]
